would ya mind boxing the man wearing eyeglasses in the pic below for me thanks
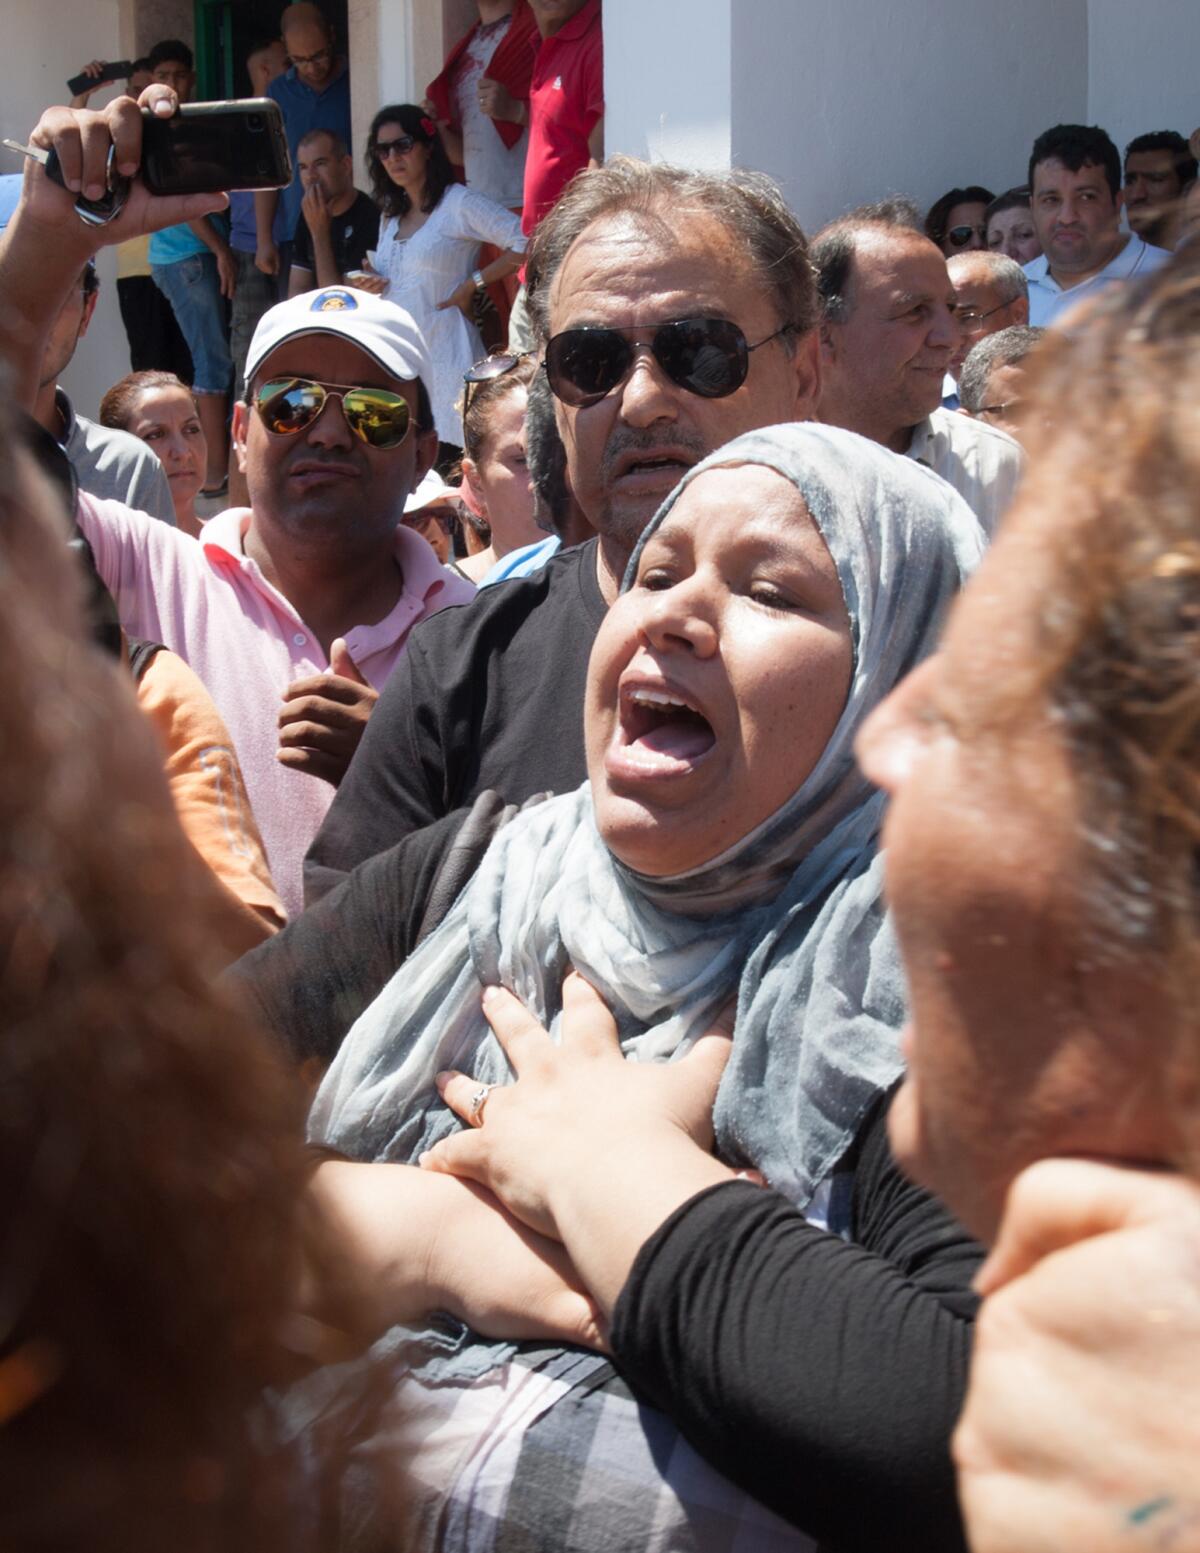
[0,93,474,917]
[304,157,822,902]
[811,204,1022,537]
[255,2,351,295]
[942,251,1029,410]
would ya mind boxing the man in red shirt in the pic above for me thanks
[509,0,603,347]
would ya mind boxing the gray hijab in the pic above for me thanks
[311,423,983,1211]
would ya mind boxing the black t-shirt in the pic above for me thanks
[304,539,607,904]
[610,1093,983,1552]
[290,188,380,281]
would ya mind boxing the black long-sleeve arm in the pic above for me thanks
[610,1095,982,1553]
[225,807,469,1065]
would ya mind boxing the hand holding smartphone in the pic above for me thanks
[66,60,132,99]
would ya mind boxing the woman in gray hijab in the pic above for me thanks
[301,423,985,1552]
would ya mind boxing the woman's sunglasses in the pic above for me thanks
[543,318,794,408]
[946,223,988,248]
[462,352,529,416]
[375,135,416,161]
[255,378,412,449]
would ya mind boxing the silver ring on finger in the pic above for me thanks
[468,1083,494,1127]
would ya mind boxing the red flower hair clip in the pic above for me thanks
[420,116,437,138]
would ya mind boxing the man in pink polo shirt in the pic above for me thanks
[0,94,474,914]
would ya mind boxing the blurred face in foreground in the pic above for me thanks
[858,495,1179,1242]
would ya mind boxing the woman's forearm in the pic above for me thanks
[548,1131,735,1316]
[478,248,525,286]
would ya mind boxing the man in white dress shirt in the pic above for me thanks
[812,203,1022,537]
[1024,124,1171,329]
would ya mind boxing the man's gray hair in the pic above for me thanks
[959,324,1045,413]
[809,197,926,324]
[946,249,1029,304]
[525,156,816,345]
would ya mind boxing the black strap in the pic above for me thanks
[126,636,165,683]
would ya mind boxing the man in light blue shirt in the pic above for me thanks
[1024,123,1171,328]
[146,38,236,493]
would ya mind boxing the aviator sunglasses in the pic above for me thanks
[255,378,412,449]
[946,223,988,248]
[543,317,795,408]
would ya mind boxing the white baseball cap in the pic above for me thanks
[243,286,433,396]
[404,469,460,513]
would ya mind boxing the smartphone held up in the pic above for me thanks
[140,99,292,195]
[3,97,291,228]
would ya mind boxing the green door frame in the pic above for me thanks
[194,0,235,99]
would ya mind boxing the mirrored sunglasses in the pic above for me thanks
[255,378,412,449]
[543,318,794,408]
[947,223,988,248]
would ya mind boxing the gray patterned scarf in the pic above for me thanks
[311,424,983,1214]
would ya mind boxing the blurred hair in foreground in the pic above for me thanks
[0,395,346,1551]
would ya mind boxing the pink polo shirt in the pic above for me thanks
[77,498,476,916]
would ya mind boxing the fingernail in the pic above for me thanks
[434,1070,451,1089]
[481,984,500,1003]
[118,160,138,176]
[84,184,104,201]
[418,1150,431,1167]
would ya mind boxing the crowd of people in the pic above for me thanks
[2,2,1199,1550]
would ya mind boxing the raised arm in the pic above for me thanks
[0,91,225,408]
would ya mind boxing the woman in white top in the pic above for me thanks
[357,104,526,467]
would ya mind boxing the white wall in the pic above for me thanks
[734,0,1089,232]
[1087,0,1200,156]
[611,0,1200,238]
[2,0,130,419]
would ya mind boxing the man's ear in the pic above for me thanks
[818,320,838,365]
[413,425,439,484]
[78,287,99,341]
[231,400,250,476]
[789,327,822,417]
[1014,296,1030,326]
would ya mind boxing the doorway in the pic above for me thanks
[194,0,350,99]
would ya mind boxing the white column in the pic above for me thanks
[349,0,471,171]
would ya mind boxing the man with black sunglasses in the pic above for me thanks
[304,156,822,902]
[0,93,475,917]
